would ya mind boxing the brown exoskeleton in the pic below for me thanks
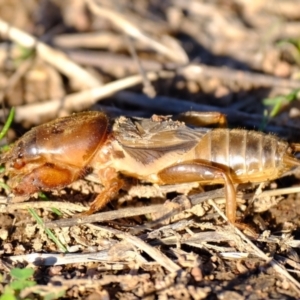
[1,111,300,223]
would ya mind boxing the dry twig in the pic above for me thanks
[88,224,182,273]
[1,70,173,124]
[86,0,188,64]
[46,188,226,228]
[0,18,101,89]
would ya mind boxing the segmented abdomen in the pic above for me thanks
[194,129,289,182]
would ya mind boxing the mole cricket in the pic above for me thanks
[2,110,300,223]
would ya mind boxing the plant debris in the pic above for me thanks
[1,0,300,299]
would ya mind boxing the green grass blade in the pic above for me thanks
[28,208,67,253]
[0,108,15,140]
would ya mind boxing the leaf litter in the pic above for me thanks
[1,0,300,299]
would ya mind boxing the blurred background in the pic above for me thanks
[0,0,300,140]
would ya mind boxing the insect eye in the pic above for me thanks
[13,159,25,169]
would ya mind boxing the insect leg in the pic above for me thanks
[176,111,227,128]
[11,164,78,195]
[157,159,236,223]
[84,168,123,215]
[290,143,300,153]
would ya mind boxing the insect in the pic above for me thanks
[1,111,300,223]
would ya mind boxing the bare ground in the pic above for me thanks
[1,0,300,299]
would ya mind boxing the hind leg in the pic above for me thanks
[157,159,236,223]
[176,111,227,128]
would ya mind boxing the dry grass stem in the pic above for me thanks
[0,57,34,105]
[46,204,164,228]
[9,248,148,266]
[209,199,300,296]
[182,65,300,90]
[124,34,156,98]
[86,0,188,64]
[47,188,226,228]
[3,201,86,214]
[0,18,101,89]
[1,70,173,124]
[54,32,127,50]
[88,224,182,273]
[257,186,300,198]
